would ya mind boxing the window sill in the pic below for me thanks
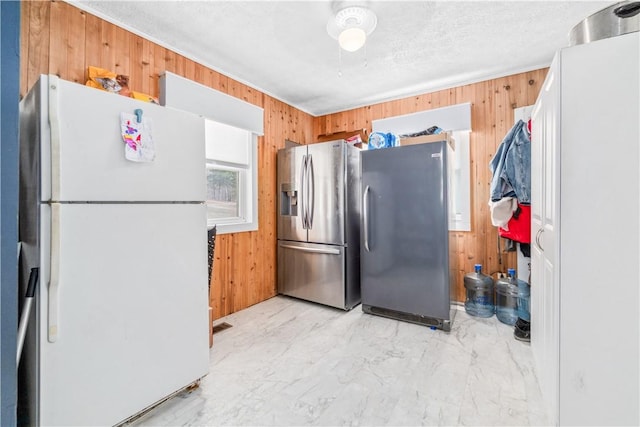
[210,222,258,235]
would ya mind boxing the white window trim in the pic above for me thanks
[206,134,258,235]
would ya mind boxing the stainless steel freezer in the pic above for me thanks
[360,141,455,330]
[277,140,360,310]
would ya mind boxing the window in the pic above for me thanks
[205,119,258,234]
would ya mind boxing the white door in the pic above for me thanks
[558,32,639,426]
[38,203,209,426]
[40,75,205,203]
[531,56,560,425]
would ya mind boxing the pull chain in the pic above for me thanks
[363,43,368,68]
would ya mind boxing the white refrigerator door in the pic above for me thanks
[38,203,209,426]
[39,75,205,203]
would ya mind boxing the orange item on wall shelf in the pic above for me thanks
[130,91,159,104]
[85,66,158,104]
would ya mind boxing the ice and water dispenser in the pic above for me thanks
[280,183,298,216]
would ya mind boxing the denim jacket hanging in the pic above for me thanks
[489,119,531,204]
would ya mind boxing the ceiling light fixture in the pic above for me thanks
[327,6,377,52]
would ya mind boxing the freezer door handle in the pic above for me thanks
[308,154,315,229]
[279,243,341,255]
[363,185,370,252]
[300,154,307,229]
[48,204,61,342]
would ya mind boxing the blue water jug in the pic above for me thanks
[464,264,495,317]
[496,268,520,325]
[516,275,531,322]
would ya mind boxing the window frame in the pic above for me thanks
[204,121,258,235]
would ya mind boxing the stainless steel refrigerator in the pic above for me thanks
[360,141,455,330]
[17,75,209,425]
[277,140,360,310]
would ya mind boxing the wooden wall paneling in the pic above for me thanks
[339,110,348,133]
[218,72,228,93]
[200,68,214,91]
[344,109,355,133]
[444,88,456,106]
[214,233,230,316]
[430,90,442,109]
[264,96,284,302]
[99,19,116,74]
[66,7,85,85]
[328,112,341,135]
[83,12,101,75]
[151,43,166,95]
[398,96,416,115]
[128,36,143,95]
[256,116,272,308]
[193,62,205,86]
[424,92,436,111]
[173,53,185,79]
[472,80,493,278]
[247,233,259,305]
[513,74,528,110]
[493,76,512,151]
[244,84,259,107]
[181,57,194,84]
[163,49,176,76]
[20,1,31,96]
[114,26,130,79]
[226,77,238,99]
[48,0,68,78]
[230,232,245,311]
[483,78,501,280]
[369,102,384,126]
[139,38,152,95]
[493,75,519,275]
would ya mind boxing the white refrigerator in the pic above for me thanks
[18,75,209,426]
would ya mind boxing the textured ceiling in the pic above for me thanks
[73,1,612,116]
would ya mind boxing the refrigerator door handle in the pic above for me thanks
[49,75,62,201]
[363,185,370,252]
[308,154,315,229]
[48,203,61,342]
[300,154,308,229]
[279,243,341,255]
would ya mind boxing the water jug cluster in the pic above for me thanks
[464,265,531,324]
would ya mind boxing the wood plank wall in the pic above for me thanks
[20,0,315,319]
[313,69,547,302]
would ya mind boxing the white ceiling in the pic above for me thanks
[73,1,612,116]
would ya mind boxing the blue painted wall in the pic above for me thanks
[1,1,21,425]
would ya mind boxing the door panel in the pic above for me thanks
[306,141,345,245]
[37,203,209,426]
[361,143,450,319]
[45,76,205,202]
[277,145,307,242]
[531,59,559,425]
[277,241,345,309]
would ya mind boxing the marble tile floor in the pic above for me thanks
[130,296,549,426]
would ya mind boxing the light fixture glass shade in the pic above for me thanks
[327,6,377,53]
[338,27,366,52]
